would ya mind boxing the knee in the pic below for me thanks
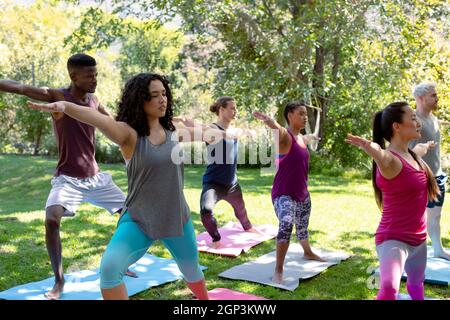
[45,207,63,230]
[200,207,213,218]
[277,221,293,242]
[100,252,125,289]
[277,228,293,243]
[178,259,204,283]
[406,272,425,285]
[378,281,399,300]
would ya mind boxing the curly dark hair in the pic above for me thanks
[116,73,175,136]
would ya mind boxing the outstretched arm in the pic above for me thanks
[173,116,203,128]
[0,80,60,102]
[412,140,436,158]
[252,111,290,145]
[345,133,399,178]
[27,100,134,147]
[302,134,320,145]
[303,108,321,145]
[176,126,234,144]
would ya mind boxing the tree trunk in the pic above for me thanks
[312,44,327,149]
[33,128,42,155]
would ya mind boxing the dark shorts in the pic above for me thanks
[427,174,447,208]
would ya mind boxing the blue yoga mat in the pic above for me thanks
[0,254,207,300]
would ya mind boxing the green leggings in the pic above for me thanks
[100,211,204,289]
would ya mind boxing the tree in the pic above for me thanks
[0,0,123,155]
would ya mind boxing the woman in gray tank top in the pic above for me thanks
[27,73,230,300]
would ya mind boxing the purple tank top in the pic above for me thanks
[53,88,99,178]
[271,130,310,202]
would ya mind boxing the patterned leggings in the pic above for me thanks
[272,195,311,242]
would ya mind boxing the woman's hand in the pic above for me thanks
[27,101,66,113]
[344,133,372,150]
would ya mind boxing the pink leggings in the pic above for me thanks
[376,240,427,300]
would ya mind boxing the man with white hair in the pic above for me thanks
[411,82,450,260]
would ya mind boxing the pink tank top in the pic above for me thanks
[53,88,99,179]
[375,151,428,246]
[271,130,309,202]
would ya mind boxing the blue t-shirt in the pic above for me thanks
[202,124,238,186]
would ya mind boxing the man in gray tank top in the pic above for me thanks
[410,83,450,260]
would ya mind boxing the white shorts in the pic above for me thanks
[45,172,126,216]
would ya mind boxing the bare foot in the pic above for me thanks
[125,269,138,278]
[44,279,65,300]
[208,241,221,249]
[303,252,326,262]
[271,271,283,284]
[246,227,265,235]
[434,250,450,261]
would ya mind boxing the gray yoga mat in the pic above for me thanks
[219,244,351,291]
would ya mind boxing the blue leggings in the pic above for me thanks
[100,212,204,289]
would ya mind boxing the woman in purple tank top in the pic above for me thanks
[253,101,325,285]
[346,102,439,300]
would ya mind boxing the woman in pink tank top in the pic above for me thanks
[253,101,324,285]
[346,101,439,300]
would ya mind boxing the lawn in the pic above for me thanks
[0,154,449,300]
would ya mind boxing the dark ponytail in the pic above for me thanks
[409,150,440,203]
[371,101,440,209]
[210,96,234,115]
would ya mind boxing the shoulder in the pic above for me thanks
[280,127,292,141]
[378,150,403,179]
[90,94,100,108]
[48,88,65,102]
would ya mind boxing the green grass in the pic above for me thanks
[0,154,449,300]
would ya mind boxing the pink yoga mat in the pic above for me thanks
[196,222,278,257]
[207,288,268,300]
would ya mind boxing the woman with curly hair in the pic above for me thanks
[27,73,224,300]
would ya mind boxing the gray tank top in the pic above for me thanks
[409,113,441,176]
[121,129,190,239]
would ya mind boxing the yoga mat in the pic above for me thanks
[0,254,207,300]
[397,293,439,300]
[219,243,351,291]
[197,222,278,257]
[204,288,268,300]
[374,246,450,286]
